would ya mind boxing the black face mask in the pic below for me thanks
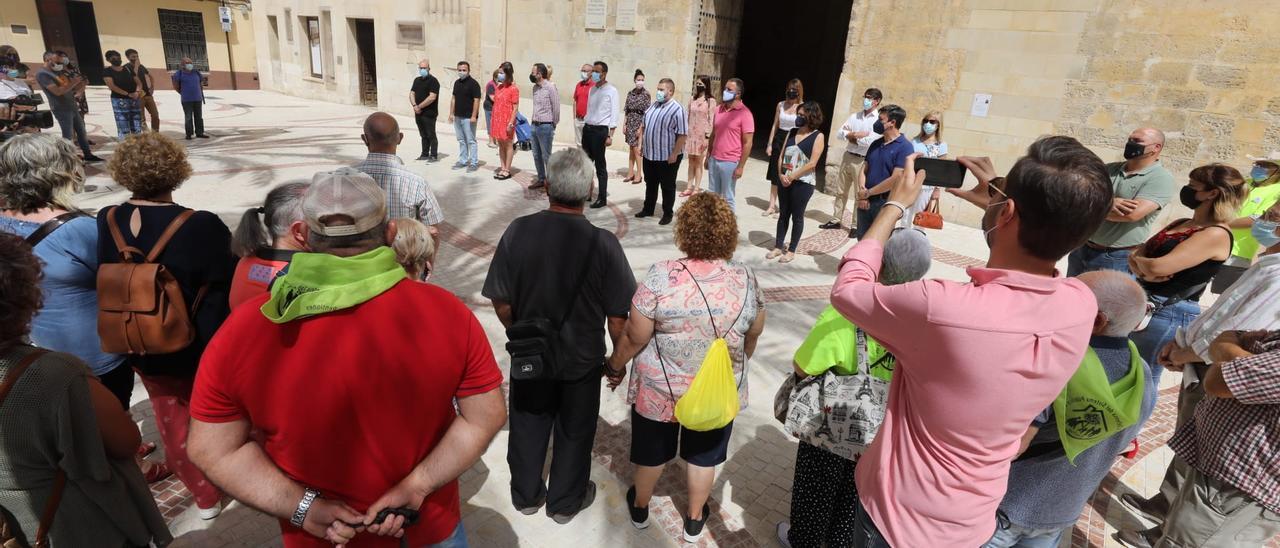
[786,89,798,99]
[529,74,539,84]
[794,116,807,128]
[1123,140,1147,160]
[1179,186,1203,209]
[873,120,886,134]
[108,58,122,67]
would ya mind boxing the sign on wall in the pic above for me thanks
[218,6,233,32]
[616,0,637,31]
[971,93,992,118]
[585,0,607,29]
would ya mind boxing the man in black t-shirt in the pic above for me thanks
[126,49,159,132]
[448,60,483,171]
[409,58,441,162]
[483,148,636,524]
[102,50,143,139]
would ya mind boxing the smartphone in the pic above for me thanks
[912,157,967,188]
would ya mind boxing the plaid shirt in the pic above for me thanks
[353,153,444,225]
[1168,332,1280,512]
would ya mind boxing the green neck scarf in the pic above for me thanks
[1053,341,1145,464]
[261,247,406,324]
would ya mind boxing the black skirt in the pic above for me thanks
[766,130,788,184]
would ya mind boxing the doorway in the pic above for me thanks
[732,0,855,178]
[266,15,282,87]
[66,1,104,85]
[353,19,376,107]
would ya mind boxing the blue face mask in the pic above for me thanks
[5,69,17,79]
[923,122,937,135]
[1252,166,1272,182]
[419,68,429,77]
[591,71,601,83]
[1252,218,1280,249]
[496,72,506,83]
[722,89,736,102]
[655,90,668,103]
[184,63,194,71]
[863,97,874,110]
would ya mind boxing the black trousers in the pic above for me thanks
[776,181,815,251]
[97,363,135,410]
[416,113,438,157]
[582,124,610,199]
[507,366,603,514]
[641,156,683,217]
[181,101,204,137]
[788,441,858,548]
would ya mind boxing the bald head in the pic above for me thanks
[1078,270,1148,337]
[418,58,429,69]
[362,112,402,153]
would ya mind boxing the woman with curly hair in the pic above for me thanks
[97,132,235,519]
[606,191,767,543]
[0,233,172,547]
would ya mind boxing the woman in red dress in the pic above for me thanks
[490,61,520,180]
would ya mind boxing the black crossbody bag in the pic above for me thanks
[23,211,90,248]
[504,231,600,381]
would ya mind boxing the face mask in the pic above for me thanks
[696,83,705,90]
[923,122,937,135]
[5,69,17,79]
[863,97,874,110]
[51,63,65,71]
[184,63,194,71]
[458,71,468,79]
[722,89,736,102]
[529,74,539,84]
[794,116,807,128]
[419,68,429,77]
[108,58,122,67]
[1123,140,1147,160]
[580,71,589,81]
[1179,186,1204,209]
[1252,218,1280,249]
[496,73,506,83]
[873,120,886,134]
[655,90,668,103]
[591,72,602,83]
[786,89,798,100]
[635,80,645,88]
[1251,166,1272,182]
[982,200,1009,248]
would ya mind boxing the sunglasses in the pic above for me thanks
[924,119,940,124]
[987,178,1010,200]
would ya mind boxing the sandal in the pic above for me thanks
[679,189,694,197]
[765,249,784,260]
[137,442,157,458]
[762,207,778,217]
[142,460,172,484]
[780,252,796,264]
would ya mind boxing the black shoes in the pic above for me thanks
[530,180,547,190]
[416,154,430,161]
[82,154,104,163]
[428,155,439,163]
[683,502,710,543]
[550,481,597,525]
[514,494,545,516]
[818,220,842,230]
[658,214,673,225]
[185,135,193,140]
[196,134,210,139]
[626,486,649,530]
[635,210,653,218]
[590,197,607,209]
[1119,492,1167,524]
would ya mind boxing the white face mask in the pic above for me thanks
[52,63,66,71]
[580,71,589,81]
[635,80,645,88]
[982,200,1008,248]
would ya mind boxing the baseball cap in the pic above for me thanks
[302,168,387,237]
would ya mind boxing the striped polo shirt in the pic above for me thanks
[641,99,688,161]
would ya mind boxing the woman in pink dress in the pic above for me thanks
[682,75,716,196]
[490,62,519,180]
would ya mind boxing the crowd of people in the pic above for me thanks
[0,46,1279,548]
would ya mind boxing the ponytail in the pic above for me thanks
[231,206,269,258]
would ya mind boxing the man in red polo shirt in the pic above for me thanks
[188,169,506,547]
[573,62,593,145]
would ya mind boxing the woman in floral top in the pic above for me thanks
[607,192,767,542]
[622,69,652,184]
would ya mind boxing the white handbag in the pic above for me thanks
[777,329,891,460]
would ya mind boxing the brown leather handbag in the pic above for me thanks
[913,199,943,230]
[97,207,204,355]
[0,349,64,548]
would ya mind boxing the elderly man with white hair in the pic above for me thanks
[483,148,636,524]
[984,270,1158,548]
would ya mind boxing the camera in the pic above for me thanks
[0,94,55,139]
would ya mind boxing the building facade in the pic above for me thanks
[1,0,258,90]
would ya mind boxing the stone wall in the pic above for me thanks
[829,0,1280,227]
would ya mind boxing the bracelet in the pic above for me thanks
[290,488,320,528]
[884,201,909,216]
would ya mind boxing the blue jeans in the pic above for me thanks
[530,123,555,182]
[855,196,888,240]
[1067,245,1133,276]
[1131,295,1200,386]
[427,522,468,548]
[453,117,478,166]
[982,522,1067,548]
[51,107,92,155]
[852,498,891,548]
[484,105,493,135]
[708,158,739,211]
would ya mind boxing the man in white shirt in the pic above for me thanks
[821,88,882,230]
[1121,201,1280,527]
[582,61,618,209]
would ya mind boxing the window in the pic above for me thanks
[305,16,321,78]
[284,8,294,42]
[157,9,209,71]
[10,25,28,35]
[396,22,424,46]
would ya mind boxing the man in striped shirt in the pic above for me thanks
[636,78,687,225]
[1117,330,1280,547]
[1122,202,1280,525]
[353,112,445,234]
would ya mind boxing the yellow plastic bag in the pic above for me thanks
[674,338,740,431]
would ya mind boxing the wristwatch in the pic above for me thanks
[290,488,320,528]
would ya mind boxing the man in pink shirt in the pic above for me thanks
[831,136,1115,547]
[705,78,753,212]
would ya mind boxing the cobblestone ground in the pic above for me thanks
[62,88,1274,547]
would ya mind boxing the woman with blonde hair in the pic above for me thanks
[763,79,804,217]
[391,217,437,281]
[1129,163,1246,375]
[681,75,716,197]
[905,111,948,227]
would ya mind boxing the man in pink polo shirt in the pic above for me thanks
[830,136,1114,547]
[704,77,753,212]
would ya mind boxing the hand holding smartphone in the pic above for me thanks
[912,157,967,188]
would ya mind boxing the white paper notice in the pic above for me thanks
[616,0,637,31]
[971,93,992,118]
[586,0,608,29]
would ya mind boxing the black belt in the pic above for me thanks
[533,121,554,126]
[584,124,608,130]
[847,151,865,158]
[1085,242,1139,251]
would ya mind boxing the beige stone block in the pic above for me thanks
[967,9,1014,29]
[945,127,987,149]
[1088,109,1116,129]
[1194,64,1247,89]
[1146,62,1191,86]
[1105,83,1158,106]
[967,115,1010,135]
[1034,11,1090,33]
[1235,118,1268,144]
[1155,87,1209,110]
[1004,76,1067,99]
[1005,117,1055,139]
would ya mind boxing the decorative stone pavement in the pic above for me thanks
[60,88,1275,547]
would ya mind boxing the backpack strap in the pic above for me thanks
[105,206,145,262]
[0,348,64,548]
[145,209,195,263]
[23,211,90,248]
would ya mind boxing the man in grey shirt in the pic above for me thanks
[34,51,100,162]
